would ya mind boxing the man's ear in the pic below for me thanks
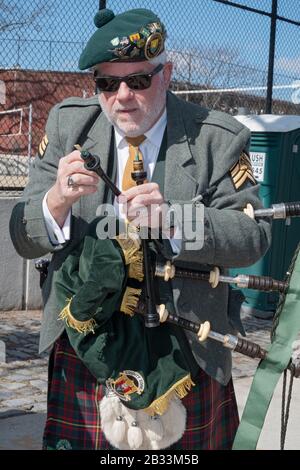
[163,62,173,88]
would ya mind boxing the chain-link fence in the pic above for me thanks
[0,0,299,192]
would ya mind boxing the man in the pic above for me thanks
[9,7,271,450]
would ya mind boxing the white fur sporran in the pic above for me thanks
[99,393,187,450]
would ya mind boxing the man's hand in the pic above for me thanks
[119,182,171,233]
[47,150,100,227]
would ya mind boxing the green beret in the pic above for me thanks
[79,8,166,70]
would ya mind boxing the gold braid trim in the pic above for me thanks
[115,235,144,282]
[128,250,144,282]
[144,374,195,416]
[115,235,140,264]
[58,298,96,334]
[120,287,142,316]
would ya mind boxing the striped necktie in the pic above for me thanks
[122,135,146,191]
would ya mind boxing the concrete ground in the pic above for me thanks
[1,310,299,450]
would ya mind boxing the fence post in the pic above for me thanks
[266,0,278,114]
[99,0,106,9]
[28,104,33,165]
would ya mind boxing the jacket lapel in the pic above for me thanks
[164,93,199,201]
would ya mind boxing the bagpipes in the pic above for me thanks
[37,146,300,450]
[78,148,300,449]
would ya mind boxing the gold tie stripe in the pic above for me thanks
[122,135,146,191]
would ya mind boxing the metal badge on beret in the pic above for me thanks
[108,21,165,61]
[106,370,145,401]
[111,44,131,59]
[120,36,130,46]
[129,33,141,43]
[230,150,256,189]
[38,134,48,159]
[144,32,164,60]
[111,37,120,46]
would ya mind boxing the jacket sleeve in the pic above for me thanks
[9,103,66,259]
[166,127,271,268]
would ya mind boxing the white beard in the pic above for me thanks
[98,82,166,137]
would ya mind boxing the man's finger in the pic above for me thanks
[126,194,163,207]
[63,160,101,179]
[120,182,160,201]
[61,150,83,164]
[65,173,99,187]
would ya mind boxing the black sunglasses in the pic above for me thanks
[94,63,164,92]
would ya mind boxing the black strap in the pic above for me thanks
[104,131,117,205]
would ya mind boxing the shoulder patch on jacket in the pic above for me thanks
[38,134,49,159]
[230,151,256,189]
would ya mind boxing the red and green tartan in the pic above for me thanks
[43,334,239,450]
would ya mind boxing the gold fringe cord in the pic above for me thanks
[58,298,96,334]
[115,236,140,264]
[128,250,144,282]
[144,374,195,416]
[120,287,142,316]
[115,235,144,282]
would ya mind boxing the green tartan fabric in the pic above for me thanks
[43,334,239,450]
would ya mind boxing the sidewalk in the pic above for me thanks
[0,310,299,450]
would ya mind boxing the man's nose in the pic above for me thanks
[116,81,134,101]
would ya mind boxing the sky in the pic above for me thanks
[0,0,299,101]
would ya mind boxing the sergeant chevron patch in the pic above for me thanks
[230,151,256,189]
[38,134,49,159]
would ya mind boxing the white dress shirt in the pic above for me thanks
[43,109,181,253]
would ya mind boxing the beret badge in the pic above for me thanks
[144,32,163,60]
[110,22,165,61]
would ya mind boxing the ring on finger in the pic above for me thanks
[67,175,76,187]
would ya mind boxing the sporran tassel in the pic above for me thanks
[145,415,164,442]
[127,415,143,450]
[111,415,126,444]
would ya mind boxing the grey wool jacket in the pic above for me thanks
[9,91,271,385]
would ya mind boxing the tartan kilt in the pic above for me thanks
[43,333,239,450]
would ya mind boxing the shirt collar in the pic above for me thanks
[114,108,167,149]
